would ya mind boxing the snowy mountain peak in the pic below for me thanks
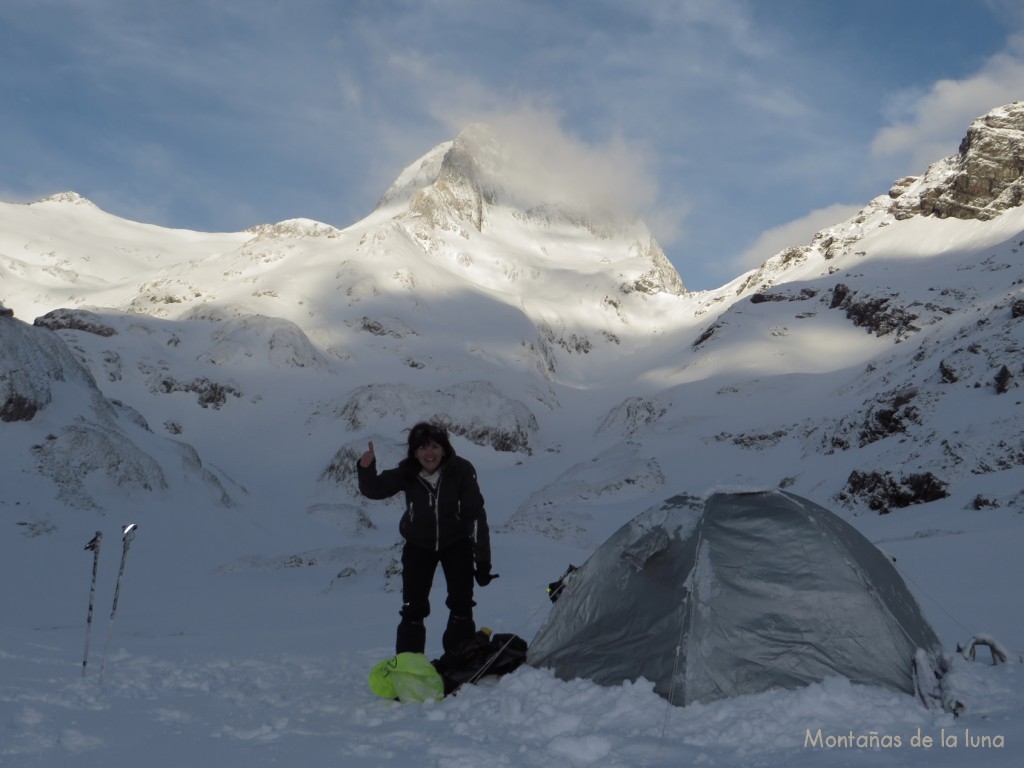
[37,190,97,207]
[438,122,508,197]
[246,218,341,240]
[374,124,513,216]
[376,124,688,313]
[375,141,452,210]
[403,124,501,232]
[385,124,677,262]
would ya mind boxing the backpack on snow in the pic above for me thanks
[432,630,528,695]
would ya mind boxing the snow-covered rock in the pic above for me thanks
[503,442,665,542]
[329,380,540,454]
[1,313,237,511]
[1,312,103,422]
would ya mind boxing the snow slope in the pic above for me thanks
[2,116,1023,767]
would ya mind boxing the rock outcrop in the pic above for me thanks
[890,101,1024,220]
[34,308,118,337]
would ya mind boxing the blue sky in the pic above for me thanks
[2,0,1023,290]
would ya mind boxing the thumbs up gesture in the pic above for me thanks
[358,441,376,468]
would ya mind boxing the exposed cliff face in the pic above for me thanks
[890,101,1024,221]
[406,125,496,233]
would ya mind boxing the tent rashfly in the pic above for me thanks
[527,489,948,707]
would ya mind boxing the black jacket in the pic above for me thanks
[357,454,491,563]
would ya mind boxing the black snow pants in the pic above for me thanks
[396,538,476,655]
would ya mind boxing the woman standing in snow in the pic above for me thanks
[357,422,497,655]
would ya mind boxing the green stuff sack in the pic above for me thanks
[368,652,445,702]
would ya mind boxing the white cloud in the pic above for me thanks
[871,35,1024,172]
[379,46,666,221]
[481,107,660,215]
[731,203,863,273]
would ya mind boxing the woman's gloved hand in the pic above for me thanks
[474,562,499,587]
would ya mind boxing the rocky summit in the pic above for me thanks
[890,101,1024,221]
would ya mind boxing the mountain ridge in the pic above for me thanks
[2,104,1024,535]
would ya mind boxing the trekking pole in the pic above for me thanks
[463,632,520,688]
[98,523,138,685]
[81,531,102,677]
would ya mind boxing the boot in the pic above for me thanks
[396,619,426,654]
[442,613,475,655]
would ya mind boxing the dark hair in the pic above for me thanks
[399,421,455,478]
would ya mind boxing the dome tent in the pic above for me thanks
[527,489,946,707]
